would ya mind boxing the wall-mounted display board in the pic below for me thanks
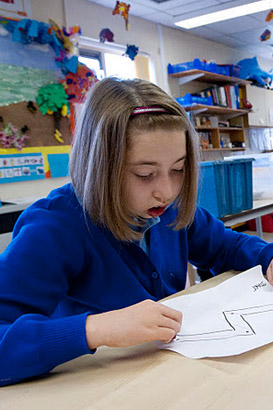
[0,15,97,185]
[0,33,72,184]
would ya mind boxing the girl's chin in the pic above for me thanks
[140,213,152,219]
[133,211,152,219]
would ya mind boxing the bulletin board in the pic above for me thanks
[0,17,71,183]
[0,14,97,184]
[0,100,72,183]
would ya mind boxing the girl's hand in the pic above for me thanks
[266,259,273,285]
[85,299,182,349]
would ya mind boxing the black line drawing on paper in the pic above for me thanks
[175,304,273,343]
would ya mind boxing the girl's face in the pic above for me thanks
[123,129,186,219]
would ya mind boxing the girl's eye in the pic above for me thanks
[135,174,153,181]
[172,168,184,173]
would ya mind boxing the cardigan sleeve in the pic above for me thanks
[187,206,273,275]
[0,200,92,387]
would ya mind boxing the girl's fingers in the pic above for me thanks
[157,327,177,343]
[158,316,181,333]
[160,304,183,324]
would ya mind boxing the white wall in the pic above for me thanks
[30,0,65,26]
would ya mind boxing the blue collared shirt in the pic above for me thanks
[138,217,160,255]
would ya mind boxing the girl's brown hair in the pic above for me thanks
[69,77,200,241]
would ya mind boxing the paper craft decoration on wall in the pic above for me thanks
[237,56,273,88]
[0,122,29,150]
[260,28,271,41]
[265,9,273,22]
[61,63,98,103]
[124,44,139,61]
[112,1,130,30]
[0,16,81,75]
[99,28,114,43]
[158,266,273,359]
[49,19,81,74]
[36,83,70,144]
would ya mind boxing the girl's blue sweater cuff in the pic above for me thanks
[39,312,95,368]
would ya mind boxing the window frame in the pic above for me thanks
[78,36,156,83]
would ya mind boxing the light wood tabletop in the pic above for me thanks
[2,271,273,410]
[221,198,273,239]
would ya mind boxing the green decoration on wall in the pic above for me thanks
[36,83,70,115]
[0,64,57,106]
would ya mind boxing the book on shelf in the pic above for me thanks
[189,84,241,110]
[234,84,240,109]
[218,86,228,107]
[224,85,232,108]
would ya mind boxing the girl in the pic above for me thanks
[0,77,273,387]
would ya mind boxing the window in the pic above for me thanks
[75,41,154,123]
[104,52,136,79]
[79,38,154,83]
[78,49,104,80]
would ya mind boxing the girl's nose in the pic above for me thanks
[152,176,173,203]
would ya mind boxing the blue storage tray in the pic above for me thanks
[228,159,253,214]
[198,159,254,218]
[176,93,213,107]
[168,59,218,74]
[198,162,230,217]
[218,64,241,78]
[168,59,234,76]
[215,65,230,76]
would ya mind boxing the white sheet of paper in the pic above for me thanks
[158,266,273,358]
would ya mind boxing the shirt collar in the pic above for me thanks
[133,203,172,234]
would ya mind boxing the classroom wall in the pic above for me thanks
[30,0,65,26]
[30,0,273,93]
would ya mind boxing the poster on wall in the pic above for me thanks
[0,153,45,183]
[0,0,31,19]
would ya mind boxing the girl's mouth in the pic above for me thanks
[147,206,166,218]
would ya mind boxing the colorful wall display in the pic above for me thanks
[0,145,71,183]
[0,15,97,184]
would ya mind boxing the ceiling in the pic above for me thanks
[88,0,273,61]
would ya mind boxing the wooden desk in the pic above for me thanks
[221,198,273,239]
[2,271,273,410]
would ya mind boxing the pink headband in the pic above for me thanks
[131,106,169,116]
